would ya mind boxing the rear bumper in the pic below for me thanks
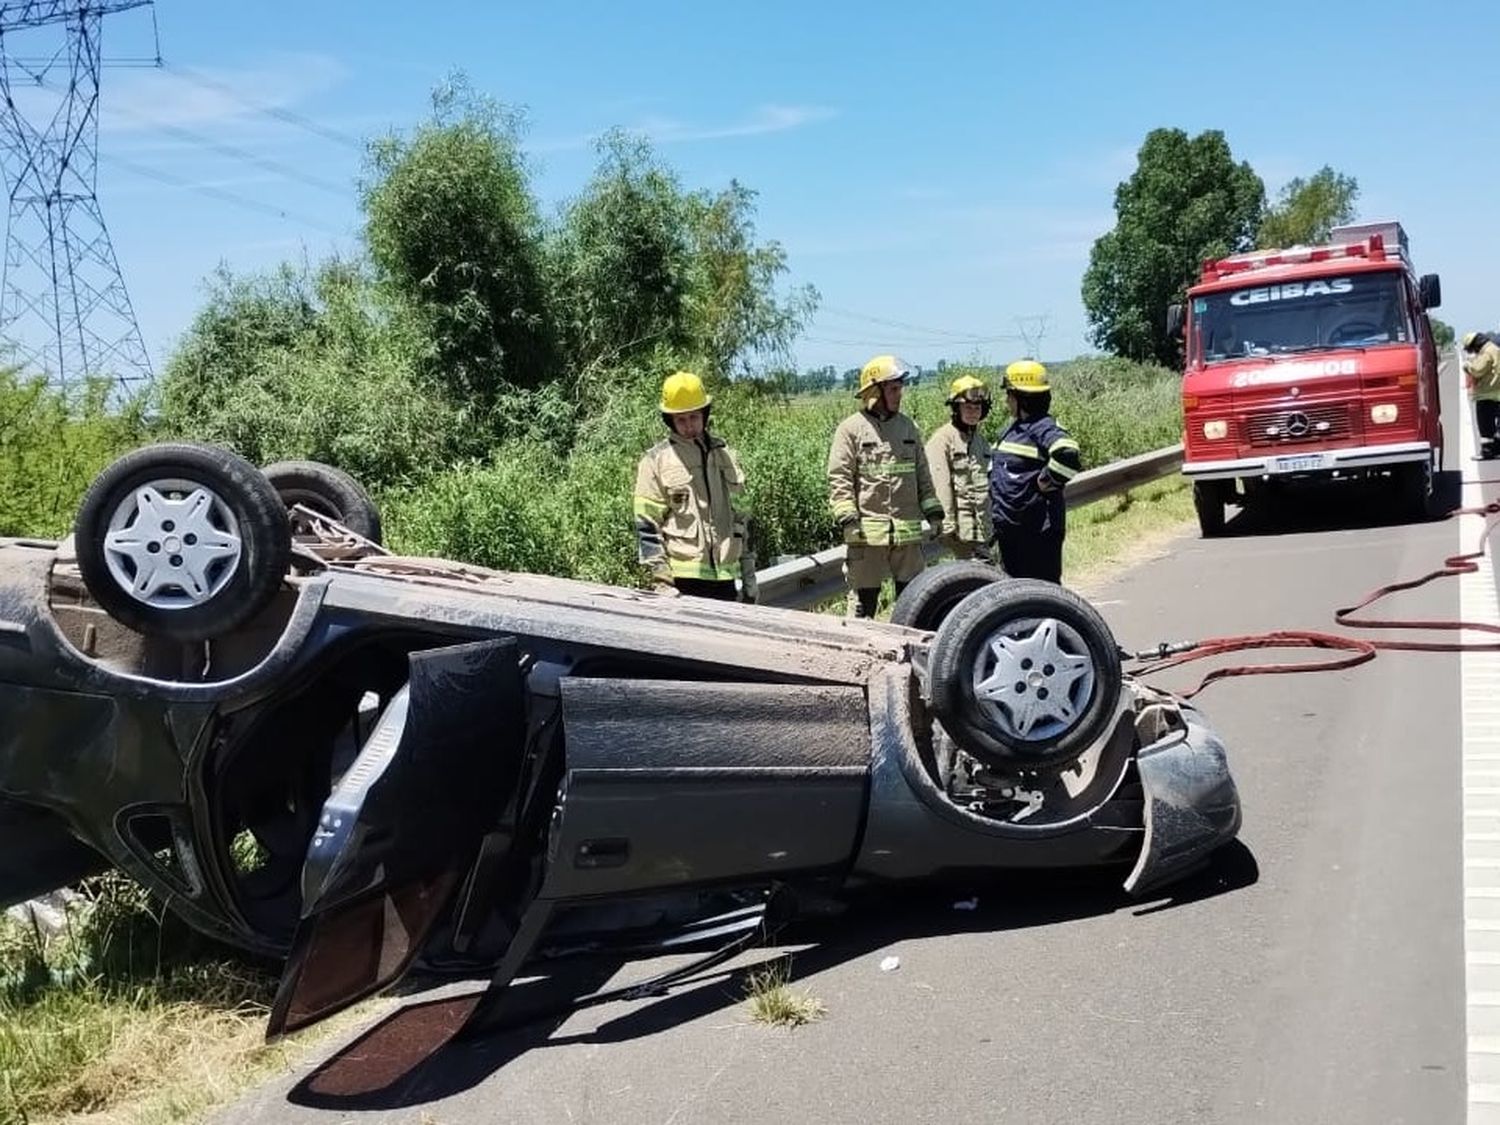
[1182,440,1431,481]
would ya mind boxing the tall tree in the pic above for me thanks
[682,180,818,380]
[362,78,559,405]
[1082,128,1264,366]
[1258,166,1359,248]
[1429,316,1456,349]
[549,130,696,385]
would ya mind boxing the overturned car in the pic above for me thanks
[0,442,1241,1040]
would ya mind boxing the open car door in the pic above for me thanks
[266,637,526,1039]
[269,652,874,1042]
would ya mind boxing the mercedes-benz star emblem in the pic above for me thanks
[1286,411,1311,437]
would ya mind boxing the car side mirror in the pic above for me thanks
[1419,274,1442,310]
[1165,303,1185,340]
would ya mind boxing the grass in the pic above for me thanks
[1064,475,1196,590]
[743,959,826,1028]
[0,876,379,1125]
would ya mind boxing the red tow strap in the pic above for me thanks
[1135,497,1500,698]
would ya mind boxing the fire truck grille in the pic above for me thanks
[1243,405,1352,447]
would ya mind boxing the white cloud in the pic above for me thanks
[534,103,836,153]
[99,52,349,133]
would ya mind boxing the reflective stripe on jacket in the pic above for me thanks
[990,414,1081,538]
[827,409,944,546]
[633,432,746,582]
[925,421,992,545]
[1469,342,1500,402]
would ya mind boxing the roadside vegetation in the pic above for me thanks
[0,871,380,1125]
[0,875,273,1124]
[743,958,826,1029]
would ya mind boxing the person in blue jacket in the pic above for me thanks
[989,360,1081,583]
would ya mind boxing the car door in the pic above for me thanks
[267,659,874,1040]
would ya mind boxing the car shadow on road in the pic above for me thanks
[1217,470,1465,539]
[284,840,1257,1113]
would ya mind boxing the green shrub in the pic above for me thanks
[0,371,150,539]
[383,355,1183,584]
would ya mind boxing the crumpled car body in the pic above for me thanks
[0,534,1241,1038]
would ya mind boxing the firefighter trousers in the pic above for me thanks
[997,533,1063,584]
[673,577,738,601]
[1478,399,1500,458]
[845,543,925,618]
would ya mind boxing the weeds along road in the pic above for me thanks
[225,360,1485,1125]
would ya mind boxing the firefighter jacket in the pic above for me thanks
[827,408,944,546]
[1468,342,1500,402]
[633,431,747,582]
[925,421,992,545]
[990,414,1082,539]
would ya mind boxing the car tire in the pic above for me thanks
[927,579,1122,773]
[889,559,1004,632]
[74,442,291,642]
[260,460,383,544]
[1193,481,1228,538]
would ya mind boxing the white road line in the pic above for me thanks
[1458,346,1500,1124]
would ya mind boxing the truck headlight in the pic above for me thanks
[1370,404,1398,424]
[1202,420,1228,440]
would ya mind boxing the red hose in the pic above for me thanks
[1134,496,1500,698]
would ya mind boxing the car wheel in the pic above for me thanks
[890,559,1003,632]
[927,579,1122,773]
[74,442,291,642]
[260,460,383,544]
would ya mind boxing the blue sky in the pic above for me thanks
[6,0,1496,378]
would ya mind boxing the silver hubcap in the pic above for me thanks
[103,479,243,610]
[972,616,1096,741]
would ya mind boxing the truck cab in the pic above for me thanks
[1172,221,1443,536]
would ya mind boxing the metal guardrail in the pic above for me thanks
[754,442,1186,609]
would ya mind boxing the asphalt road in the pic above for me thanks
[225,363,1486,1125]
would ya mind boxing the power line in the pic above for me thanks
[120,119,349,195]
[100,150,346,237]
[160,60,366,153]
[815,303,1013,342]
[33,74,352,196]
[800,332,1023,349]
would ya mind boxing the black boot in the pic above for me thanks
[854,587,880,618]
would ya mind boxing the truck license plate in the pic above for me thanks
[1271,453,1327,473]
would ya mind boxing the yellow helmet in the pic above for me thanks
[946,374,991,405]
[857,354,913,397]
[660,370,711,414]
[1464,331,1482,351]
[1004,359,1050,393]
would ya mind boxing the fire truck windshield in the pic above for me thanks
[1192,270,1412,365]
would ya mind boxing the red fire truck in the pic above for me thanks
[1170,221,1444,536]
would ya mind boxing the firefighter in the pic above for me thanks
[633,371,749,600]
[925,374,995,561]
[828,354,945,618]
[989,360,1081,583]
[1463,331,1500,460]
